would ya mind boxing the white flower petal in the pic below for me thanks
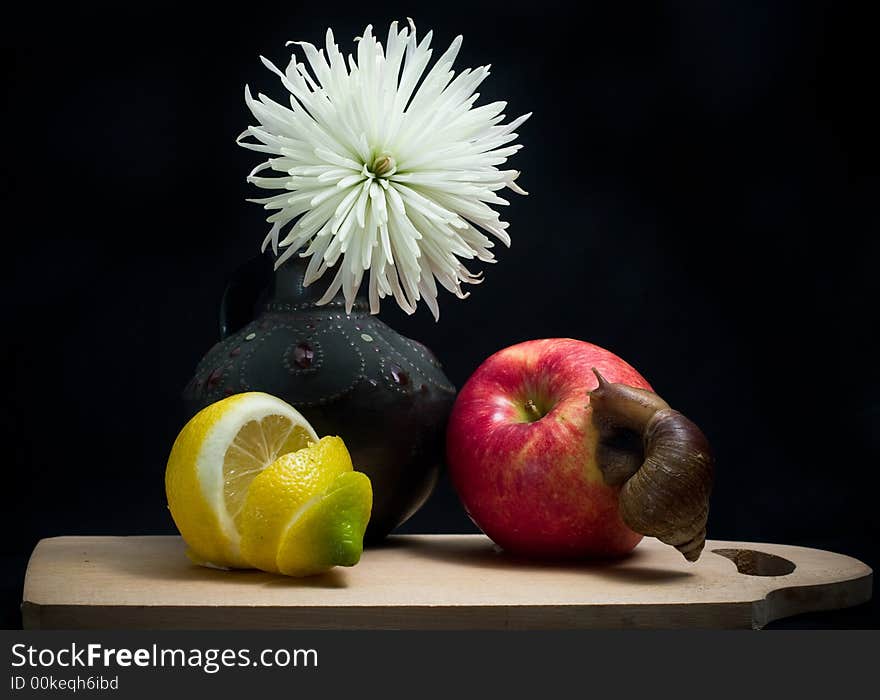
[240,21,528,318]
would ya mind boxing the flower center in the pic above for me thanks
[368,153,397,179]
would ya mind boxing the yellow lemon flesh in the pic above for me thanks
[240,437,373,577]
[165,392,317,569]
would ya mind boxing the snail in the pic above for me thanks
[589,368,714,561]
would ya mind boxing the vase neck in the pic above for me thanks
[269,254,370,313]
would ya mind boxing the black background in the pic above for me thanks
[1,1,877,629]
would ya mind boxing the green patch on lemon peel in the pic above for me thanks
[276,471,373,577]
[239,436,353,574]
[238,436,373,577]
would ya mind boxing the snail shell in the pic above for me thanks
[589,369,714,562]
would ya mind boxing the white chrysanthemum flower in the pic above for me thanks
[238,20,530,319]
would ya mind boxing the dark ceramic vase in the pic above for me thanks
[182,254,457,541]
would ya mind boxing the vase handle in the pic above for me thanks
[219,255,273,339]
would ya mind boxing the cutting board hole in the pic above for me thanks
[712,548,796,577]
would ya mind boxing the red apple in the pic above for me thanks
[446,338,653,558]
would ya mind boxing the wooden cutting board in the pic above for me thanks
[22,535,872,629]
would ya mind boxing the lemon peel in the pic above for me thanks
[240,437,373,576]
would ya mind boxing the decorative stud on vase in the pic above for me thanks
[183,20,530,541]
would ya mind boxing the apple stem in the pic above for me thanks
[524,399,543,421]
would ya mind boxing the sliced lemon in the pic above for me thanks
[165,392,317,569]
[240,437,373,576]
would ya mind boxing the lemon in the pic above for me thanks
[165,392,318,569]
[240,437,373,576]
